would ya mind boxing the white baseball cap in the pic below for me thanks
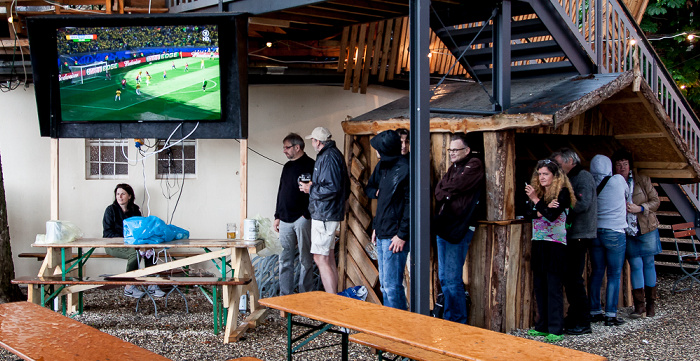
[305,127,332,141]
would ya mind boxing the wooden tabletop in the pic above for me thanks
[32,238,264,251]
[259,292,606,361]
[0,302,170,361]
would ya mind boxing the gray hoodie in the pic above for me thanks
[590,155,629,232]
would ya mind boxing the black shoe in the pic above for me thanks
[589,314,605,323]
[564,324,592,335]
[604,317,625,326]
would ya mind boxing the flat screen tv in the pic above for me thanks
[28,13,248,139]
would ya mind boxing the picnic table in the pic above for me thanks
[259,291,607,361]
[0,301,170,361]
[25,237,266,343]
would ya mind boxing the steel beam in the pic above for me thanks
[409,0,431,316]
[492,1,511,111]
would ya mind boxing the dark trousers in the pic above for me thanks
[532,241,565,335]
[563,238,592,327]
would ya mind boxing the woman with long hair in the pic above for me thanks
[525,159,577,343]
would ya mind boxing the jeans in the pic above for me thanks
[563,238,592,327]
[590,229,626,317]
[437,229,474,324]
[376,237,409,310]
[627,229,660,289]
[278,216,314,296]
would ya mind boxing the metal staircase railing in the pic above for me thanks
[551,0,700,211]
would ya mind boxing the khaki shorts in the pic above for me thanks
[310,220,339,256]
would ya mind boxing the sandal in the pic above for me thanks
[527,329,549,337]
[544,334,564,343]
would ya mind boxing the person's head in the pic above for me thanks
[611,149,634,180]
[530,159,577,207]
[551,147,580,174]
[396,128,410,155]
[305,127,332,152]
[448,133,470,164]
[282,133,305,160]
[114,183,136,210]
[370,130,401,159]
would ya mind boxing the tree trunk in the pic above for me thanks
[0,151,24,303]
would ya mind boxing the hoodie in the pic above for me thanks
[366,130,410,241]
[589,155,629,232]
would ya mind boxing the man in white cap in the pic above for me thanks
[300,127,350,293]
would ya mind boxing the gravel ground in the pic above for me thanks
[1,272,698,360]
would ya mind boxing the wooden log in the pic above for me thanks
[338,133,355,291]
[483,131,516,221]
[340,113,553,136]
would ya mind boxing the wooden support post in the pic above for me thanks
[240,139,248,237]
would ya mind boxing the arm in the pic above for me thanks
[365,163,381,199]
[102,205,120,238]
[639,174,660,213]
[311,154,345,202]
[535,188,571,222]
[571,172,595,215]
[435,159,484,201]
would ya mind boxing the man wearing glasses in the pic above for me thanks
[434,133,484,324]
[274,133,316,296]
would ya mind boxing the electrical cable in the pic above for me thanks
[235,139,285,166]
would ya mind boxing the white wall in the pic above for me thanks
[1,83,406,278]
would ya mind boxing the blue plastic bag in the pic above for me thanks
[123,216,190,245]
[337,285,368,301]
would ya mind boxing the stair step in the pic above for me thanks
[472,61,575,79]
[456,40,565,66]
[659,196,670,202]
[656,210,681,217]
[658,224,671,230]
[435,18,550,46]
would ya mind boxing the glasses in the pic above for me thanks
[447,148,466,153]
[282,145,294,150]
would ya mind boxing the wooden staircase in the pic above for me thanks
[653,185,699,274]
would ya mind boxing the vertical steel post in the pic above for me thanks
[596,0,603,72]
[409,0,431,316]
[493,1,511,111]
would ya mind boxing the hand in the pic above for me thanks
[299,181,312,193]
[371,229,376,245]
[548,199,559,208]
[525,184,539,204]
[389,235,406,253]
[273,219,280,233]
[627,202,643,213]
[375,190,379,197]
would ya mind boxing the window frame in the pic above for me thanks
[85,138,130,180]
[155,139,197,179]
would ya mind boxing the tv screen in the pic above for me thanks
[28,13,248,139]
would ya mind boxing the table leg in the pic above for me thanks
[342,331,348,361]
[287,313,293,361]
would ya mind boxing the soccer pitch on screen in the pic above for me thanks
[59,57,221,122]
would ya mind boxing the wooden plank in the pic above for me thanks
[347,213,371,248]
[338,133,354,291]
[348,193,372,230]
[346,230,379,287]
[351,157,366,180]
[614,132,665,140]
[350,333,462,361]
[378,18,393,82]
[350,176,370,207]
[371,20,385,75]
[386,17,402,80]
[337,25,350,72]
[344,24,359,90]
[429,31,439,73]
[240,139,248,236]
[352,23,367,93]
[50,138,59,220]
[504,223,521,333]
[345,254,381,304]
[397,17,409,74]
[361,21,376,94]
[483,131,516,221]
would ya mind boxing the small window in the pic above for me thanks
[86,139,129,179]
[156,139,197,179]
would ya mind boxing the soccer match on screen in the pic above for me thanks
[56,24,221,122]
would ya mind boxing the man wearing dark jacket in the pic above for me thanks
[274,133,316,296]
[300,127,350,293]
[365,130,410,309]
[434,133,484,323]
[552,148,597,335]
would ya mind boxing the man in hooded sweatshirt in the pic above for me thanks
[365,130,410,310]
[589,154,629,326]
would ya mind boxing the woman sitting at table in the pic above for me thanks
[525,159,576,343]
[103,183,165,299]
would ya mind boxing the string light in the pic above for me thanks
[265,41,272,48]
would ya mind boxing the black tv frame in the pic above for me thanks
[28,13,248,139]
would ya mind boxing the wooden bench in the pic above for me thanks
[19,251,203,260]
[12,276,251,318]
[350,333,461,361]
[0,301,170,361]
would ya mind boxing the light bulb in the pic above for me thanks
[266,42,272,48]
[688,34,696,41]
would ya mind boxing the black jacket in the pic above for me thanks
[309,140,350,221]
[102,202,141,238]
[275,153,315,222]
[366,133,410,241]
[434,156,485,243]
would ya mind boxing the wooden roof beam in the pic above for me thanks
[636,161,689,170]
[614,132,665,140]
[640,168,697,179]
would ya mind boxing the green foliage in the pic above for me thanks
[644,0,700,114]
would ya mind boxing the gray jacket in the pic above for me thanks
[567,164,597,239]
[590,155,629,231]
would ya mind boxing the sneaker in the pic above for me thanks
[604,316,625,326]
[589,313,606,323]
[124,285,145,299]
[564,324,592,335]
[148,285,166,298]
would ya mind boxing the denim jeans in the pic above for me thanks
[590,229,626,317]
[278,216,314,296]
[376,237,409,310]
[437,229,474,324]
[627,229,660,289]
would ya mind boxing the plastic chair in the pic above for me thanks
[671,222,700,293]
